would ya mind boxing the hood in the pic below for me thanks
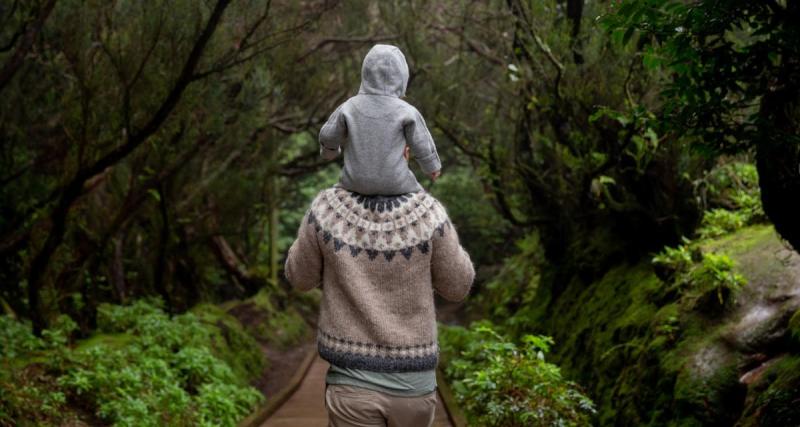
[358,44,409,97]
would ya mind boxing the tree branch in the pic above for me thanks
[0,0,58,93]
[25,0,232,335]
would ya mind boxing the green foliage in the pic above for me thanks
[472,232,544,325]
[601,1,800,152]
[698,209,749,239]
[652,241,745,307]
[0,300,263,426]
[430,166,512,266]
[439,322,596,427]
[0,316,41,359]
[688,253,746,306]
[240,288,312,349]
[651,238,694,278]
[694,162,766,238]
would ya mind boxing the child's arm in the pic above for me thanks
[319,104,347,160]
[403,108,441,178]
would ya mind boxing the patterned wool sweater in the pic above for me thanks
[284,186,475,372]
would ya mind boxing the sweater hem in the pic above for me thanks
[318,344,439,373]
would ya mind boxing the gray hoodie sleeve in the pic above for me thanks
[404,108,441,175]
[319,104,347,160]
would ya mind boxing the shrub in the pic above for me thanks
[440,322,596,427]
[0,316,42,359]
[688,253,746,306]
[652,240,745,309]
[698,209,749,239]
[1,300,263,427]
[695,161,766,238]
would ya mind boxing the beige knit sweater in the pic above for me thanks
[284,186,475,372]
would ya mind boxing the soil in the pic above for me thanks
[252,340,316,397]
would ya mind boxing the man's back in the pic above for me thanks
[284,187,474,372]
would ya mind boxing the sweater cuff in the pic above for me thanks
[416,151,441,175]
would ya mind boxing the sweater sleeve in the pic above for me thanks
[430,220,474,302]
[404,108,442,175]
[319,104,347,160]
[284,210,323,292]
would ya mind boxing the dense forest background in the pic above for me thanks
[1,0,799,426]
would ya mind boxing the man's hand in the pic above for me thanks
[430,170,441,181]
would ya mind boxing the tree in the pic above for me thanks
[603,0,800,251]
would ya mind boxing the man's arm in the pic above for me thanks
[430,220,474,301]
[285,210,323,291]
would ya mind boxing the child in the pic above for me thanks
[319,44,442,195]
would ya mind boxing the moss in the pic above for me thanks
[673,354,745,425]
[531,263,663,425]
[191,303,266,383]
[738,356,800,427]
[502,224,795,426]
[74,333,133,351]
[789,310,800,348]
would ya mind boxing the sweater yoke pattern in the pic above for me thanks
[308,187,450,262]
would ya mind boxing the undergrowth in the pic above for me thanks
[439,322,596,427]
[0,299,263,427]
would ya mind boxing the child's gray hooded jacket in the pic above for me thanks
[319,44,441,195]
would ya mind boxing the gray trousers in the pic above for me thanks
[325,384,437,427]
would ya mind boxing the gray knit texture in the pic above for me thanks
[319,44,441,195]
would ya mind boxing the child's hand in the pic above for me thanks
[430,170,441,181]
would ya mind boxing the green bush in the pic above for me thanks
[0,300,263,427]
[688,253,746,306]
[696,162,766,238]
[439,322,596,426]
[698,209,749,239]
[0,316,42,359]
[652,240,745,309]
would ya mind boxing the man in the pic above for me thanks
[284,150,475,426]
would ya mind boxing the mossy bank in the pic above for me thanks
[484,225,800,426]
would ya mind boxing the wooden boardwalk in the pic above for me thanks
[261,356,454,427]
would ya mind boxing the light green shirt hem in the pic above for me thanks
[325,365,437,397]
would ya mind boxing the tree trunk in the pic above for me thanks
[155,184,173,313]
[267,174,280,288]
[756,83,800,252]
[110,233,128,303]
[210,234,264,295]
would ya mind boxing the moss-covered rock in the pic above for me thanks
[738,355,800,427]
[508,225,800,426]
[790,310,800,348]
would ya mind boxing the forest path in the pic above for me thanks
[260,356,454,427]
